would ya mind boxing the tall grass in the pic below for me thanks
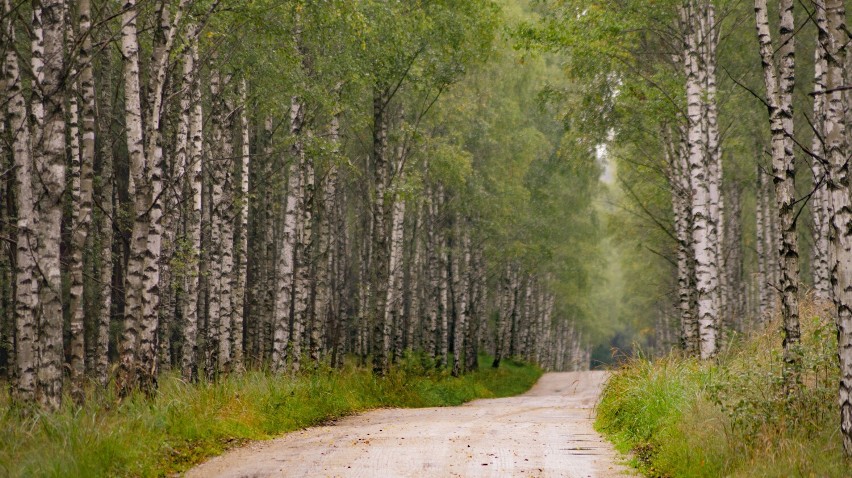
[0,355,541,477]
[596,297,850,477]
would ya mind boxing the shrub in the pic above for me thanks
[596,297,850,477]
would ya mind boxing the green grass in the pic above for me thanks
[596,299,850,477]
[0,355,541,477]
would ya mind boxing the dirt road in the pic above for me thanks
[185,371,631,477]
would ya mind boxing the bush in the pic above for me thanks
[596,297,850,477]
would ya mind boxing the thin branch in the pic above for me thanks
[618,176,678,243]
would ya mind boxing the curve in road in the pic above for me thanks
[185,371,632,478]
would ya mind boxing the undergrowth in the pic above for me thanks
[596,297,851,477]
[0,354,540,477]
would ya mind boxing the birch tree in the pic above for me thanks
[0,0,602,408]
[181,35,203,381]
[35,0,68,410]
[451,223,470,377]
[66,0,95,403]
[234,79,251,371]
[94,38,115,388]
[5,0,38,404]
[116,0,147,394]
[819,0,852,457]
[370,87,391,374]
[810,3,832,302]
[754,0,802,389]
[271,97,304,373]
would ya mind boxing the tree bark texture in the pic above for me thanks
[754,0,801,390]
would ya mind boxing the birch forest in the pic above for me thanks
[527,0,852,462]
[3,0,852,473]
[0,0,606,410]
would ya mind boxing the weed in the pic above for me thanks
[596,297,850,477]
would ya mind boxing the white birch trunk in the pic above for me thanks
[384,192,405,363]
[271,99,304,372]
[667,127,697,354]
[754,0,802,390]
[30,0,44,153]
[117,0,146,393]
[0,113,11,381]
[158,42,192,369]
[205,69,225,377]
[217,84,236,375]
[117,0,186,393]
[370,88,391,374]
[426,190,439,358]
[385,146,406,363]
[819,0,852,457]
[438,210,450,368]
[94,42,114,387]
[465,247,485,372]
[181,36,203,381]
[292,124,313,372]
[406,201,424,352]
[233,79,250,371]
[35,0,67,410]
[314,112,340,364]
[66,8,86,402]
[757,164,771,321]
[702,1,725,336]
[4,0,38,403]
[451,223,470,377]
[77,0,97,390]
[811,4,832,302]
[684,0,719,359]
[171,41,191,372]
[138,0,186,390]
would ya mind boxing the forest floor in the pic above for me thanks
[185,371,630,478]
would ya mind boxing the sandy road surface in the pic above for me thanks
[185,371,632,478]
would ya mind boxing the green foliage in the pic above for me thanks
[0,357,540,477]
[197,0,610,352]
[596,298,849,477]
[394,0,611,346]
[518,0,830,354]
[596,355,723,477]
[425,141,474,188]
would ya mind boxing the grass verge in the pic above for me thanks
[595,298,850,477]
[0,355,541,477]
